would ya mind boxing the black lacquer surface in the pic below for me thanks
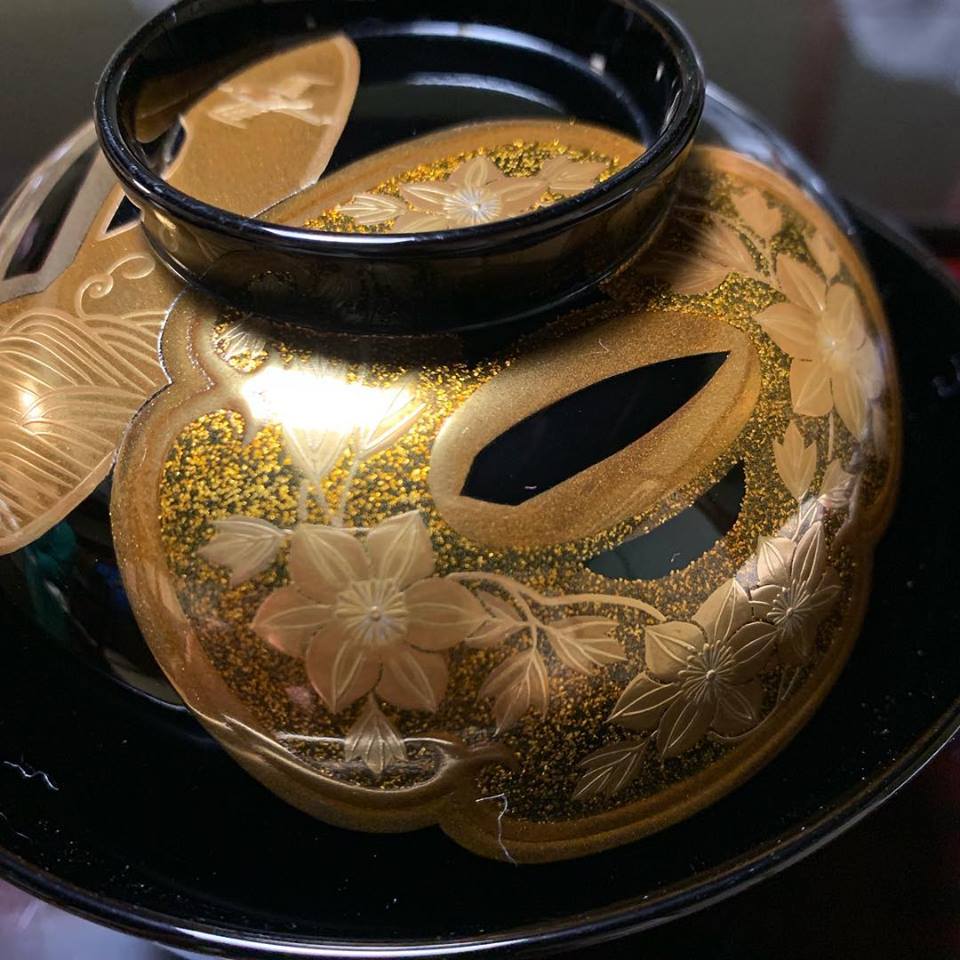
[0,208,958,957]
[94,0,704,332]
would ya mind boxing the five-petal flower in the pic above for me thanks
[252,512,486,713]
[758,257,884,438]
[751,522,841,664]
[395,155,546,231]
[610,580,778,758]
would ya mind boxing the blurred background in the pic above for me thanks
[0,1,958,957]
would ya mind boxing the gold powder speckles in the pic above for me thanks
[305,140,621,233]
[137,147,898,843]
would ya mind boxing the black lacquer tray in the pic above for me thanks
[0,201,956,957]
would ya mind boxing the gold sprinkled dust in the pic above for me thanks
[304,140,621,233]
[153,156,896,823]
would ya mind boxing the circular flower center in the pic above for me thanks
[682,642,730,702]
[335,579,408,648]
[452,187,501,224]
[817,326,856,371]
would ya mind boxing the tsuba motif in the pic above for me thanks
[111,147,899,861]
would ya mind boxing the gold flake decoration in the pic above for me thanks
[110,146,900,862]
[264,119,642,229]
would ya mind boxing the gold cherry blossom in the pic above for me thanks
[252,511,486,712]
[758,255,884,437]
[751,522,840,664]
[395,155,546,231]
[610,580,777,758]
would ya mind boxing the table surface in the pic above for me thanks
[1,2,959,957]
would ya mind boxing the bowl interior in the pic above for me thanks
[108,0,699,229]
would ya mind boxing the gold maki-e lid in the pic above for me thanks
[106,142,899,862]
[0,29,898,863]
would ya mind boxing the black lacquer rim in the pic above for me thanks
[93,0,705,261]
[1,207,958,958]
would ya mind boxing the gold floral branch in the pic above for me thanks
[446,571,667,623]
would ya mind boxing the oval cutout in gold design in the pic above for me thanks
[430,311,760,548]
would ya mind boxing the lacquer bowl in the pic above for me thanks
[4,80,949,955]
[0,0,900,871]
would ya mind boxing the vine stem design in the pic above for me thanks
[446,571,667,622]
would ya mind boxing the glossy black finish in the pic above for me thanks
[0,208,958,957]
[95,0,705,333]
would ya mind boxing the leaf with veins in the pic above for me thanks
[467,591,527,649]
[338,192,409,227]
[479,649,549,733]
[198,516,287,585]
[574,738,647,800]
[357,380,425,460]
[344,696,407,776]
[774,421,817,500]
[545,616,624,674]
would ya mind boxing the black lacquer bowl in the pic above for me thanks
[94,0,704,332]
[0,129,958,956]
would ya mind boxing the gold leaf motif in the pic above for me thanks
[773,420,818,500]
[809,231,841,281]
[283,425,351,486]
[544,616,624,675]
[692,578,752,647]
[366,510,435,586]
[819,458,856,510]
[198,515,287,586]
[468,591,527,649]
[288,524,368,601]
[404,579,488,651]
[652,218,756,294]
[733,189,782,239]
[573,738,646,800]
[337,192,409,227]
[538,156,608,195]
[756,536,793,584]
[376,647,448,712]
[344,696,407,776]
[777,256,827,314]
[657,697,715,758]
[479,649,550,733]
[306,623,381,712]
[657,253,734,296]
[356,383,425,460]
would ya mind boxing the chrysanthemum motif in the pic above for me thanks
[758,253,884,438]
[610,580,778,758]
[751,522,841,664]
[252,512,486,713]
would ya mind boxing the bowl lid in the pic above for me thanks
[103,145,901,861]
